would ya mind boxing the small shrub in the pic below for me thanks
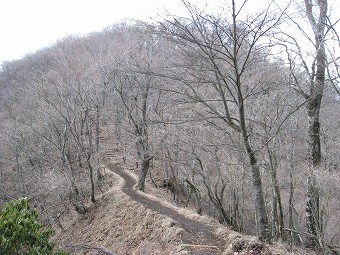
[0,197,68,255]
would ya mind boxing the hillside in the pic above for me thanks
[54,157,308,255]
[0,1,339,254]
[53,132,312,255]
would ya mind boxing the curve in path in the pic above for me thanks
[106,163,226,254]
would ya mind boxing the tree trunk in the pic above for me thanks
[238,84,270,242]
[95,106,104,182]
[136,85,151,191]
[185,179,202,215]
[172,149,181,206]
[137,158,150,191]
[95,105,100,153]
[86,153,96,203]
[250,160,270,242]
[231,0,270,241]
[305,94,323,248]
[136,124,151,191]
[64,153,86,213]
[267,146,285,241]
[231,189,241,232]
[304,0,327,248]
[115,108,122,145]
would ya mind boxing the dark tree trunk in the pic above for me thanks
[249,159,270,242]
[306,90,323,248]
[95,105,100,153]
[115,108,122,141]
[231,0,270,241]
[136,128,151,192]
[303,0,327,248]
[198,156,234,228]
[95,105,104,182]
[137,157,151,192]
[267,147,285,241]
[86,153,96,203]
[64,153,86,213]
[238,79,270,242]
[185,179,202,215]
[136,86,152,191]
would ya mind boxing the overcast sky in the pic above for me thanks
[0,0,339,65]
[0,0,220,64]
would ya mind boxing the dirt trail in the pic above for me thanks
[106,162,226,254]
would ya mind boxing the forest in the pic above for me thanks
[0,0,339,254]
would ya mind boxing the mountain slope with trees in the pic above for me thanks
[0,0,339,254]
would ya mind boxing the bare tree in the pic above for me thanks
[105,27,170,191]
[277,0,339,248]
[303,2,329,247]
[112,69,154,191]
[157,0,289,242]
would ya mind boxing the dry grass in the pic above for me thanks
[123,167,219,226]
[54,162,316,255]
[54,170,185,255]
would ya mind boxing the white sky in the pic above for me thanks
[0,0,339,65]
[0,0,217,64]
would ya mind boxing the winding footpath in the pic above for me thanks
[106,162,226,254]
